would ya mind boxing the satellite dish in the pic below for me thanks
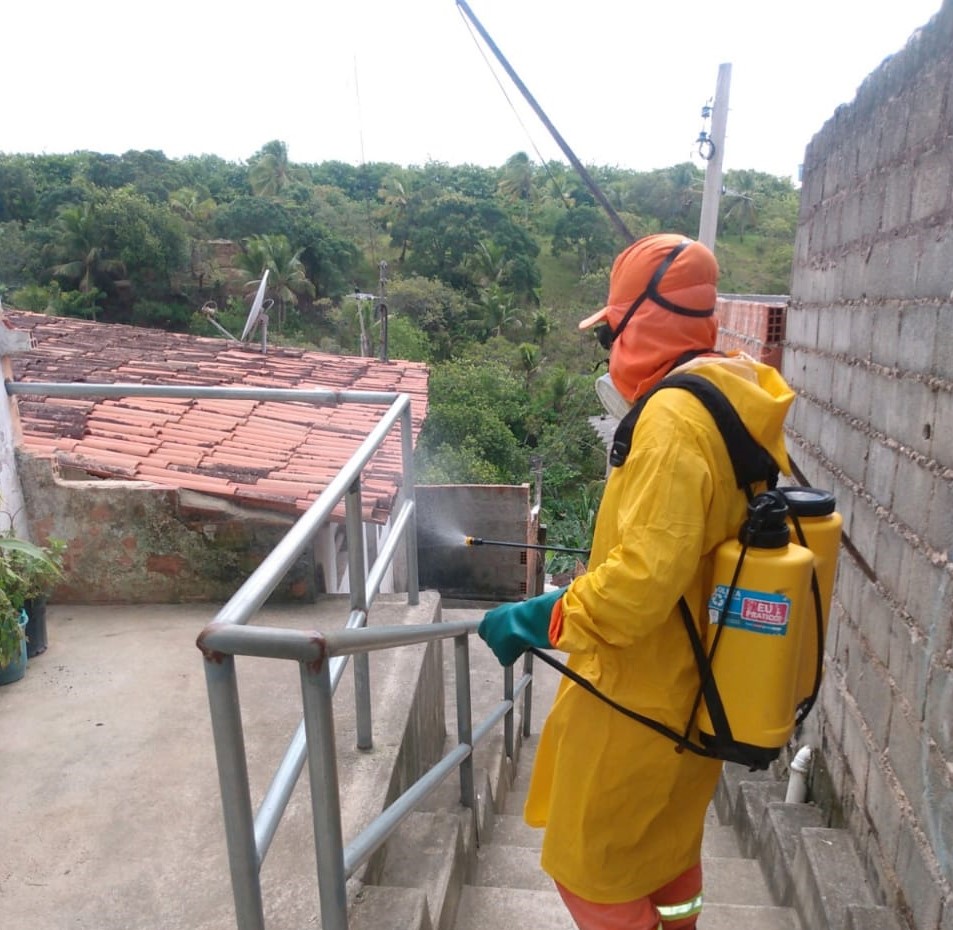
[241,270,270,342]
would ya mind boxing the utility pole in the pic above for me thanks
[698,63,731,250]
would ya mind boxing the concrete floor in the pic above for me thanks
[0,592,492,930]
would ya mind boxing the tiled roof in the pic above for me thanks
[4,311,429,523]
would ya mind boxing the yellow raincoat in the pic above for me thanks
[525,354,794,903]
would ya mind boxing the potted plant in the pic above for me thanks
[0,535,63,679]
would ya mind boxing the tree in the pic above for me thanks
[48,202,125,305]
[416,359,528,484]
[236,234,315,333]
[551,205,617,274]
[479,283,523,339]
[249,141,309,199]
[385,275,474,361]
[497,152,536,221]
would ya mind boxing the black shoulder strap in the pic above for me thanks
[609,372,780,493]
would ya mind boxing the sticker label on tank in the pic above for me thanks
[708,585,790,635]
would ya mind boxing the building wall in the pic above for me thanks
[785,4,953,928]
[19,455,318,604]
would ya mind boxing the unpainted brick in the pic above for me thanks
[909,70,947,147]
[847,498,879,572]
[834,418,869,486]
[931,389,953,467]
[868,304,904,369]
[924,666,953,781]
[842,189,863,246]
[897,303,940,375]
[858,176,887,237]
[841,684,875,788]
[884,378,937,457]
[894,826,945,930]
[858,574,895,673]
[830,305,856,355]
[847,364,875,422]
[887,701,932,832]
[924,472,953,557]
[873,520,909,607]
[849,635,894,752]
[932,307,953,380]
[904,551,951,647]
[891,453,934,531]
[881,164,914,232]
[883,236,921,302]
[865,439,899,510]
[914,228,953,299]
[865,755,904,865]
[848,305,876,364]
[911,150,953,224]
[888,597,931,707]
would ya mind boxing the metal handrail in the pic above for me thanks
[6,378,532,930]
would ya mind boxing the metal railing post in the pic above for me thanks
[346,479,372,751]
[521,650,534,738]
[399,403,420,605]
[203,656,265,930]
[300,659,349,930]
[453,632,475,810]
[504,663,515,761]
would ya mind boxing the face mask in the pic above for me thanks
[595,372,632,419]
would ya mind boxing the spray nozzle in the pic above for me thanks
[464,536,483,546]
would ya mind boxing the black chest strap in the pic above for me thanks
[609,372,780,494]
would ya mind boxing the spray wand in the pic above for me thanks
[464,536,589,556]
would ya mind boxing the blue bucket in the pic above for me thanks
[0,610,29,685]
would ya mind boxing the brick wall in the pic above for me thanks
[785,4,953,928]
[716,297,787,370]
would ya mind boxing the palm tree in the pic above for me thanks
[480,283,522,338]
[237,234,315,333]
[723,171,759,241]
[248,141,309,199]
[49,202,125,312]
[497,152,536,221]
[378,173,415,263]
[518,342,541,387]
[466,240,508,289]
[532,310,553,350]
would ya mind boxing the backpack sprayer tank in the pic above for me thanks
[696,492,814,760]
[780,487,842,711]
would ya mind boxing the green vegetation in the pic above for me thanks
[0,143,799,562]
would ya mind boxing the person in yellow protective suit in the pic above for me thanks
[478,233,796,930]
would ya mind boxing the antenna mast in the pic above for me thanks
[456,0,635,245]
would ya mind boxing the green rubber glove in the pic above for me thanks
[477,588,566,666]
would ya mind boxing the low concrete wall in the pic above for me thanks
[19,454,317,604]
[415,484,534,603]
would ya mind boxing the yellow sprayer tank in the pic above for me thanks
[697,494,814,756]
[780,487,843,709]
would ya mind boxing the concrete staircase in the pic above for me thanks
[452,735,802,930]
[347,605,904,930]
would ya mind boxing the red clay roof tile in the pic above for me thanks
[5,310,429,522]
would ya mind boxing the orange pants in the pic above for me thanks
[555,862,702,930]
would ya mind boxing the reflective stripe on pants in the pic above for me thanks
[554,862,702,930]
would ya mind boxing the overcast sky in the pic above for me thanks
[4,0,943,182]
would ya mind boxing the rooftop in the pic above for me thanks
[4,311,430,523]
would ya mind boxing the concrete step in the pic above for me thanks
[349,885,432,930]
[453,886,575,930]
[472,842,778,905]
[372,811,467,930]
[792,826,877,930]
